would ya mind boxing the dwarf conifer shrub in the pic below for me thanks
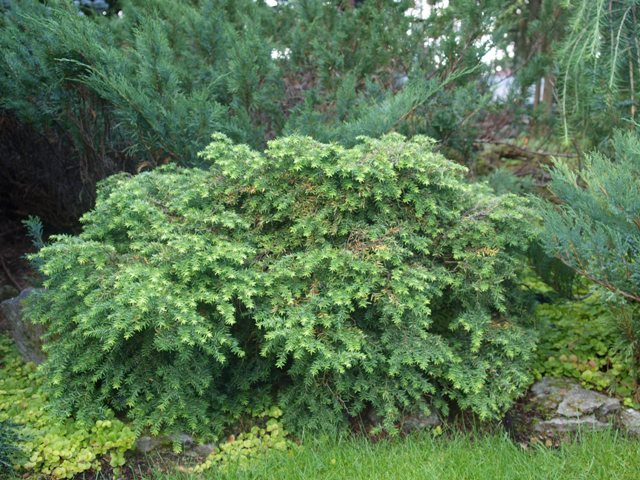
[28,134,536,436]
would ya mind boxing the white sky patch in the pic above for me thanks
[405,0,449,19]
[271,48,291,60]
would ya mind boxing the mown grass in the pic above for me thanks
[151,430,640,480]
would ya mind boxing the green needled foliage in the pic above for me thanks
[558,0,640,146]
[537,130,640,395]
[27,134,536,437]
[0,0,497,226]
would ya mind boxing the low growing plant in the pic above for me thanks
[0,337,136,479]
[532,285,638,404]
[27,133,537,436]
[191,407,294,474]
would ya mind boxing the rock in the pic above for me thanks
[556,388,620,418]
[135,436,165,454]
[534,415,610,433]
[526,377,623,435]
[401,411,441,433]
[530,376,574,398]
[619,408,640,435]
[514,377,640,440]
[529,377,575,413]
[170,432,195,449]
[367,407,442,434]
[192,443,216,457]
[0,288,45,364]
[135,433,215,457]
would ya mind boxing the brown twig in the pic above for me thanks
[0,256,23,291]
[473,139,578,158]
[557,251,640,303]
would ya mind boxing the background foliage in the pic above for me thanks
[558,0,640,147]
[0,0,527,228]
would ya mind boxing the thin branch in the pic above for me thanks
[556,253,640,303]
[0,257,23,291]
[473,139,578,158]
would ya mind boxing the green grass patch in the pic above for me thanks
[152,431,640,480]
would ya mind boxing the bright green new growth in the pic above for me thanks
[28,134,536,436]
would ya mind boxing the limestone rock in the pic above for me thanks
[534,415,610,433]
[527,377,623,434]
[530,376,574,399]
[620,408,640,436]
[401,411,441,433]
[0,288,45,364]
[556,388,620,418]
[135,436,165,454]
[170,432,195,450]
[192,443,216,457]
[367,407,442,434]
[135,433,215,458]
[529,376,575,414]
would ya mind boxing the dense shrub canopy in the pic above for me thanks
[28,134,536,436]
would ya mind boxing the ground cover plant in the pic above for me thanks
[533,288,639,405]
[26,133,536,439]
[0,337,136,479]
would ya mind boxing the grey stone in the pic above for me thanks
[0,288,45,364]
[170,432,195,449]
[619,408,640,435]
[534,415,611,433]
[192,443,216,457]
[526,376,631,436]
[368,407,442,434]
[530,376,575,399]
[598,396,623,417]
[557,388,620,418]
[135,433,215,457]
[135,436,165,454]
[401,411,441,433]
[530,377,576,413]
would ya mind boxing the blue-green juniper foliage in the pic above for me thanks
[537,131,640,395]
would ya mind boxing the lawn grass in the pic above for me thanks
[150,430,640,480]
